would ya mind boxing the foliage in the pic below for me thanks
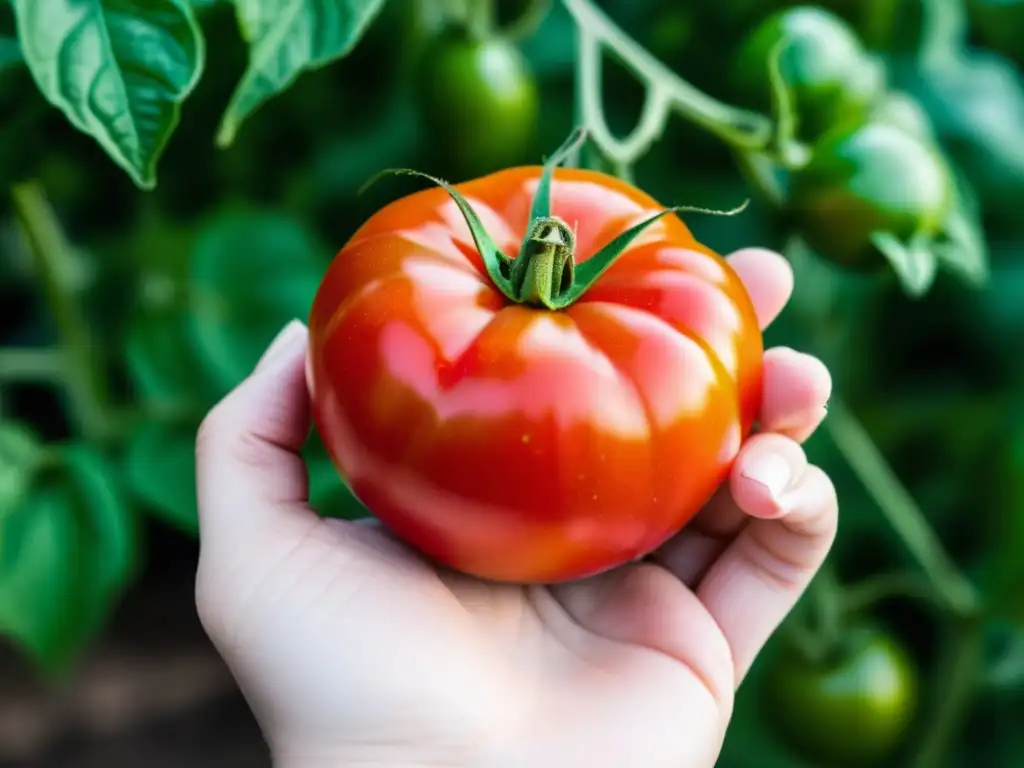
[1,0,1022,764]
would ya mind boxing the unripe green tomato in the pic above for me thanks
[788,121,951,268]
[870,91,936,145]
[734,6,885,139]
[416,29,539,180]
[762,627,918,766]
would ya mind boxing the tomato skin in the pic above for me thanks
[788,121,951,269]
[734,6,885,140]
[763,627,918,766]
[308,167,763,583]
[415,29,539,180]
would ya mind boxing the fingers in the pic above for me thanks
[760,347,832,442]
[195,320,318,554]
[696,434,838,683]
[726,248,793,330]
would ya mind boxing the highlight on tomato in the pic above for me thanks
[307,129,765,583]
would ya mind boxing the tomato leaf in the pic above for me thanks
[0,445,137,676]
[125,299,223,409]
[0,421,42,520]
[187,208,326,391]
[10,0,205,190]
[215,0,389,147]
[123,419,200,534]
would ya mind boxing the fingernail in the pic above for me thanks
[742,451,792,500]
[255,320,306,371]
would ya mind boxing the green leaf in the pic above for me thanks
[188,207,327,391]
[125,298,223,409]
[123,419,199,534]
[61,445,137,615]
[216,0,389,147]
[11,0,205,189]
[0,421,42,519]
[0,444,136,675]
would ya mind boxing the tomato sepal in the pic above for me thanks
[870,230,937,297]
[362,128,750,309]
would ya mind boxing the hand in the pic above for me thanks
[194,247,835,768]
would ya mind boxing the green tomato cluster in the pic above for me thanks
[736,6,956,273]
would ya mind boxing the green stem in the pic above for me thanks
[563,0,772,161]
[498,0,551,42]
[465,0,495,39]
[919,0,967,70]
[10,182,113,442]
[0,348,65,382]
[910,617,984,768]
[841,570,946,615]
[825,398,980,617]
[809,562,844,653]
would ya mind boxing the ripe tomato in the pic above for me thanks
[308,139,763,583]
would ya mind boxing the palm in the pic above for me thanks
[236,517,728,767]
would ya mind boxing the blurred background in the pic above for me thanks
[1,0,1022,765]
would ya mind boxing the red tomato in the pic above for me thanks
[308,166,763,583]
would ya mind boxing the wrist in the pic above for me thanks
[275,752,441,768]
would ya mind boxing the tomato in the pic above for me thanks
[870,91,936,145]
[734,6,885,140]
[763,626,918,766]
[787,121,951,269]
[307,134,764,583]
[415,28,539,180]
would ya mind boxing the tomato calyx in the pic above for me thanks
[507,216,576,308]
[364,127,750,310]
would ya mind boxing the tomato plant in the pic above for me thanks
[763,626,919,766]
[1,0,1021,763]
[415,26,540,179]
[307,132,763,583]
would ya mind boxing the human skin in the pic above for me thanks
[194,247,836,768]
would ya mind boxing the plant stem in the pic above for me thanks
[563,0,772,164]
[825,398,980,617]
[0,348,65,382]
[919,0,967,70]
[499,0,552,42]
[809,562,844,652]
[841,570,946,615]
[910,617,984,768]
[10,181,113,442]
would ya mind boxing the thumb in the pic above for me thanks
[195,320,319,558]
